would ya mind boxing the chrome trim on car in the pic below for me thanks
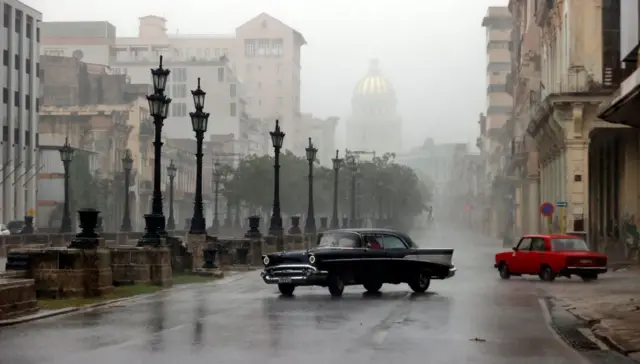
[261,263,328,285]
[566,266,607,271]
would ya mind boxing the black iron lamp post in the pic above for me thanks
[166,160,177,231]
[189,78,209,234]
[304,137,318,234]
[347,154,358,228]
[330,150,343,229]
[211,159,222,235]
[140,56,171,246]
[121,149,133,232]
[59,137,75,233]
[268,120,285,236]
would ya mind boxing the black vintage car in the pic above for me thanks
[260,228,456,297]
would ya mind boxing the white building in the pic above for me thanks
[0,0,41,223]
[301,113,338,167]
[347,59,402,154]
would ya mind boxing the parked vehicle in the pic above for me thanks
[7,220,25,234]
[260,228,456,297]
[0,224,10,235]
[494,234,607,282]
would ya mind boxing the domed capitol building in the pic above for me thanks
[347,59,402,154]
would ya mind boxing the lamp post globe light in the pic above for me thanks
[211,159,222,235]
[139,56,171,246]
[59,137,75,233]
[189,78,209,234]
[347,152,358,228]
[268,120,285,236]
[304,137,318,234]
[120,149,134,232]
[166,160,177,231]
[330,150,343,229]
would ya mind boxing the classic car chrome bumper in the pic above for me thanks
[261,264,329,285]
[446,266,456,278]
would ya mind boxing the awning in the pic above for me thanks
[598,68,640,128]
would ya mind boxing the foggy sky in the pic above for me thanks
[25,0,507,151]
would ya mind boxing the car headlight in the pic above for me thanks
[308,254,316,264]
[262,256,270,265]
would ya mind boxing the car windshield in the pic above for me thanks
[551,238,589,251]
[317,232,360,248]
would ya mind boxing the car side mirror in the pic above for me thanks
[512,247,517,251]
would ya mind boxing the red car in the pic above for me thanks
[494,234,607,282]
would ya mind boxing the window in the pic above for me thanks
[382,235,407,249]
[171,84,187,98]
[171,102,187,117]
[230,84,236,98]
[516,238,532,250]
[487,84,506,93]
[25,58,30,74]
[14,10,21,33]
[25,94,30,110]
[487,106,512,114]
[2,50,7,66]
[530,238,546,251]
[271,39,283,56]
[172,68,187,82]
[2,88,7,104]
[276,63,282,73]
[217,67,224,82]
[36,27,39,42]
[204,48,210,57]
[230,102,236,117]
[13,91,19,107]
[3,4,9,28]
[14,54,18,70]
[36,97,39,112]
[551,238,589,251]
[244,40,255,56]
[258,39,269,56]
[487,62,511,72]
[26,16,32,39]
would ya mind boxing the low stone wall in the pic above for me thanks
[0,234,76,258]
[110,247,150,284]
[0,278,37,320]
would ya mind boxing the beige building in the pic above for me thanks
[40,13,306,155]
[301,114,338,167]
[481,7,513,237]
[347,59,402,154]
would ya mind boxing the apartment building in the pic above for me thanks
[0,0,41,223]
[39,21,116,66]
[41,13,306,154]
[481,6,513,237]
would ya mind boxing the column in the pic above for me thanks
[566,139,589,235]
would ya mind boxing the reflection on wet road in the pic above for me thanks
[0,228,585,364]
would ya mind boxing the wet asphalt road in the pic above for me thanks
[0,227,590,364]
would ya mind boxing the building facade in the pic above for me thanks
[481,7,513,238]
[347,59,402,154]
[39,21,116,66]
[0,0,41,223]
[301,113,338,167]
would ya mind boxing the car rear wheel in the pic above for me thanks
[278,283,295,296]
[408,270,431,293]
[539,266,556,282]
[363,281,383,293]
[327,274,345,297]
[499,263,511,279]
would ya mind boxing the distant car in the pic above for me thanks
[6,220,25,234]
[260,228,456,297]
[494,234,607,282]
[0,224,9,235]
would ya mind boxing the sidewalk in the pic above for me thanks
[540,266,640,358]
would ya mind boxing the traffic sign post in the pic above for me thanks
[557,202,567,233]
[540,202,555,234]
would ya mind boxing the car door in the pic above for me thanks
[527,237,547,273]
[510,237,532,273]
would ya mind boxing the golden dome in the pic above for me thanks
[353,59,394,97]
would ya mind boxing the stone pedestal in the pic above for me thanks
[0,278,37,320]
[262,235,279,254]
[248,238,263,266]
[284,234,303,250]
[29,248,85,298]
[146,246,172,287]
[187,234,207,273]
[82,249,113,297]
[110,247,150,284]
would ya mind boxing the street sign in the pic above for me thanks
[557,201,568,207]
[540,202,555,217]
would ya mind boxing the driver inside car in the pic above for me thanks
[366,236,382,249]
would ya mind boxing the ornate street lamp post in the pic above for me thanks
[59,137,75,233]
[211,159,222,235]
[189,78,209,234]
[166,160,177,231]
[140,56,171,246]
[268,120,285,236]
[304,138,318,234]
[121,149,133,232]
[347,154,358,228]
[330,150,343,229]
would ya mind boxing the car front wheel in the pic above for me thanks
[278,283,295,296]
[499,263,511,279]
[363,281,383,293]
[408,271,431,293]
[327,274,345,297]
